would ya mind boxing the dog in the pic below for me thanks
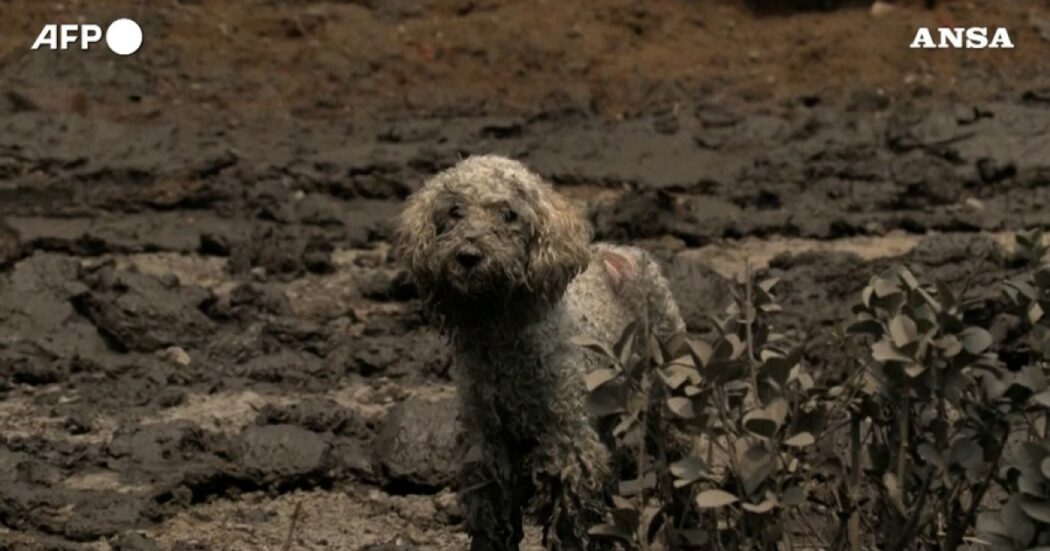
[395,155,685,550]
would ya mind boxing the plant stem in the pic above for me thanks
[848,416,862,551]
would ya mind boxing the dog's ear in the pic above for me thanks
[527,185,592,302]
[395,187,439,295]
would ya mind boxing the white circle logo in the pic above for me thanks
[105,18,142,55]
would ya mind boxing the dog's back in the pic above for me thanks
[565,243,686,359]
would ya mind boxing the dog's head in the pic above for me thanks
[396,155,591,321]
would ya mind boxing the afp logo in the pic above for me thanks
[910,27,1014,49]
[31,18,143,55]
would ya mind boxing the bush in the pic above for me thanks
[585,249,1050,550]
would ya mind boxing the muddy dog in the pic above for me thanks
[396,155,685,550]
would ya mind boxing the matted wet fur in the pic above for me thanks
[396,155,685,550]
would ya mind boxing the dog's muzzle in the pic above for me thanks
[456,248,484,270]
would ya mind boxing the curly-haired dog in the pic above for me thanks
[396,155,685,550]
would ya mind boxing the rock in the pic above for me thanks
[228,226,334,280]
[0,218,19,267]
[255,398,371,438]
[665,251,733,332]
[73,267,216,353]
[112,531,160,551]
[870,1,895,17]
[161,346,192,366]
[375,396,459,492]
[236,425,330,487]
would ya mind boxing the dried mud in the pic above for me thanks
[1,0,1050,548]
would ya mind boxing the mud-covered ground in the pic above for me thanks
[2,0,1050,549]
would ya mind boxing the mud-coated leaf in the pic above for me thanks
[871,340,913,364]
[586,385,624,417]
[696,489,738,509]
[670,457,711,487]
[1040,456,1050,479]
[1020,500,1050,524]
[679,529,709,546]
[618,473,656,497]
[1002,495,1037,548]
[738,443,774,495]
[847,319,884,336]
[585,368,620,392]
[784,432,815,448]
[1031,302,1045,325]
[873,276,901,298]
[936,280,956,311]
[883,473,907,515]
[743,398,787,438]
[934,335,963,357]
[588,523,632,542]
[573,337,616,360]
[949,438,983,470]
[977,511,1009,537]
[667,397,696,419]
[959,327,993,355]
[614,321,639,367]
[687,339,713,367]
[917,443,946,471]
[780,485,806,507]
[888,314,918,347]
[741,495,777,514]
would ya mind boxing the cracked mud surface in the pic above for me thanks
[1,0,1050,549]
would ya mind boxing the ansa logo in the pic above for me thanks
[910,27,1014,49]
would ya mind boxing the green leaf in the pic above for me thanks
[695,489,738,509]
[585,368,620,392]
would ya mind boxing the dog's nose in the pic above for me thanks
[456,251,483,269]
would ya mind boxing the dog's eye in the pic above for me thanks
[502,208,518,223]
[449,206,464,220]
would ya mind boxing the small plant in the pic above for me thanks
[583,270,830,549]
[584,259,1039,550]
[1015,228,1048,267]
[847,265,1025,549]
[979,262,1050,550]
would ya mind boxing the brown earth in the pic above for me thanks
[1,0,1050,549]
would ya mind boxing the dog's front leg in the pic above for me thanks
[460,444,532,551]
